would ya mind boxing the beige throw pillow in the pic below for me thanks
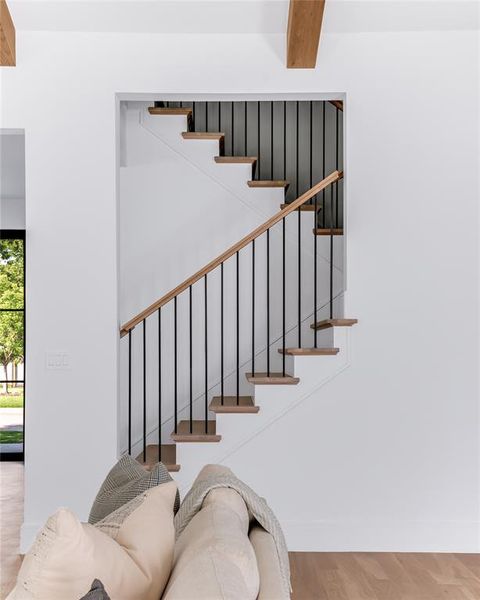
[163,487,259,600]
[7,481,177,600]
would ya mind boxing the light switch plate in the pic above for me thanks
[46,353,70,370]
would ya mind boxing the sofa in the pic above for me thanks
[7,462,290,600]
[163,465,290,599]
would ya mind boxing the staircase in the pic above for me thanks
[120,103,356,491]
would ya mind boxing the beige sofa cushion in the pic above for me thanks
[163,487,259,600]
[7,481,177,600]
[202,487,250,528]
[250,525,291,600]
[192,463,254,522]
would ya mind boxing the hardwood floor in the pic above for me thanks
[290,552,480,600]
[1,462,479,600]
[0,462,23,599]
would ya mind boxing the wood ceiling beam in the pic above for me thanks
[0,0,15,66]
[287,0,325,69]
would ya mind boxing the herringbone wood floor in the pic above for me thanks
[1,463,479,600]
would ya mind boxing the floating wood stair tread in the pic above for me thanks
[278,347,340,356]
[214,156,257,164]
[171,420,221,442]
[310,318,358,331]
[148,107,192,116]
[246,372,300,385]
[182,132,224,140]
[210,396,259,413]
[247,180,289,188]
[313,228,344,235]
[281,203,319,211]
[136,444,180,472]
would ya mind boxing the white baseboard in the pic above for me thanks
[283,519,480,553]
[21,518,479,555]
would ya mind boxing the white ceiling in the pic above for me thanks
[8,0,480,34]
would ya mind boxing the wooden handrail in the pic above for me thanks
[120,170,343,336]
[329,100,343,111]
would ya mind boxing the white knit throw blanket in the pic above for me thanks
[174,473,291,597]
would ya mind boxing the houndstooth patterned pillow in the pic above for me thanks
[79,579,111,600]
[88,454,179,524]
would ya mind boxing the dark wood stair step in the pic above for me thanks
[210,396,259,413]
[182,132,224,153]
[171,420,221,442]
[246,372,300,385]
[214,156,257,164]
[310,318,358,331]
[278,347,340,356]
[248,180,289,188]
[148,107,193,116]
[182,132,224,140]
[136,444,180,472]
[313,228,344,235]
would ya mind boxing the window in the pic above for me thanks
[0,230,25,461]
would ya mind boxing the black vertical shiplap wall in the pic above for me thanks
[157,100,343,227]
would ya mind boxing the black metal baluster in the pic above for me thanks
[297,101,301,348]
[245,101,248,156]
[158,308,162,462]
[310,101,313,205]
[231,101,235,156]
[189,285,193,433]
[142,319,146,462]
[298,205,302,348]
[322,102,326,227]
[236,251,240,404]
[266,229,270,376]
[270,101,274,179]
[220,263,224,405]
[193,102,196,125]
[218,101,221,132]
[206,101,209,132]
[283,102,287,181]
[251,239,255,375]
[282,218,286,375]
[330,186,334,319]
[204,275,208,433]
[257,101,261,180]
[128,329,132,454]
[296,101,299,198]
[174,296,178,433]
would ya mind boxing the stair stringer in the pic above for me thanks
[173,326,353,495]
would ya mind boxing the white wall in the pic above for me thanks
[0,24,478,552]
